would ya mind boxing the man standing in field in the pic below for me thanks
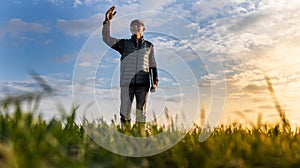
[102,6,158,129]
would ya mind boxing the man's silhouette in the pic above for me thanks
[102,6,158,128]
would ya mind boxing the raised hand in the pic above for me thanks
[105,6,117,22]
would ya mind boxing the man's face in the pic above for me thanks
[130,23,145,35]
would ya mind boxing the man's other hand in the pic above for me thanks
[150,82,158,93]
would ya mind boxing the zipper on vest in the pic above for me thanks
[134,39,139,85]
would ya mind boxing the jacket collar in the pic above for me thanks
[131,35,144,44]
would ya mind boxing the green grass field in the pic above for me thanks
[1,94,300,168]
[0,76,299,168]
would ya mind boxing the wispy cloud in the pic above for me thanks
[48,0,64,5]
[0,80,41,96]
[51,54,76,64]
[73,0,83,7]
[0,74,72,97]
[243,84,266,94]
[0,18,50,40]
[56,14,101,36]
[258,105,273,109]
[56,0,178,36]
[140,0,175,11]
[44,39,54,45]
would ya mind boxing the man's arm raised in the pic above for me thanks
[102,6,118,48]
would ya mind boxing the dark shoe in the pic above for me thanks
[121,119,131,130]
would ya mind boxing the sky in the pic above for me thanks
[1,0,300,127]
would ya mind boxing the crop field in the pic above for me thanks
[0,93,300,168]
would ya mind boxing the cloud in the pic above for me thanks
[48,0,64,5]
[243,84,266,94]
[252,98,266,103]
[56,14,101,36]
[0,18,50,40]
[51,54,76,64]
[197,79,211,88]
[228,12,269,33]
[140,0,175,11]
[166,97,181,103]
[0,73,73,99]
[160,77,173,83]
[73,0,83,7]
[78,61,95,67]
[44,39,54,45]
[243,109,254,113]
[258,105,273,109]
[0,74,75,121]
[0,80,41,96]
[55,0,178,36]
[190,0,232,20]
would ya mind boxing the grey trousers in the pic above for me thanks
[120,85,149,123]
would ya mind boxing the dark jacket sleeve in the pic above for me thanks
[149,45,158,84]
[102,21,123,54]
